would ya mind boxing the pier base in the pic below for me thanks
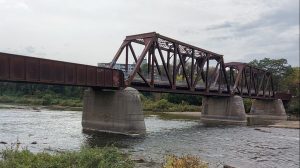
[82,87,146,135]
[201,96,247,125]
[249,99,287,120]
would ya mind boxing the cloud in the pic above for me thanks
[0,0,298,66]
[203,0,299,65]
[206,22,235,30]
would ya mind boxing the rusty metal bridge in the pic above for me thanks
[0,32,290,100]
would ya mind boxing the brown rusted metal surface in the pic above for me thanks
[0,52,124,89]
[224,62,275,98]
[110,32,230,97]
[110,32,290,100]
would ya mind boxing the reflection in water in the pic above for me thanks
[0,109,299,168]
[247,117,277,126]
[83,130,142,148]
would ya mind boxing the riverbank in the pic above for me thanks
[0,103,83,111]
[0,94,201,113]
[1,103,299,129]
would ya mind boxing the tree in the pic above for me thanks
[249,58,293,91]
[282,67,300,96]
[163,93,202,106]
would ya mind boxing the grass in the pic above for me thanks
[163,155,208,168]
[0,147,211,168]
[0,147,134,168]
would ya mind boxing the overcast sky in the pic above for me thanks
[0,0,299,66]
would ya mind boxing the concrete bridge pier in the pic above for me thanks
[249,99,287,120]
[201,96,247,125]
[82,87,146,135]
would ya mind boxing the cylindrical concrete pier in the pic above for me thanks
[249,99,287,120]
[82,87,146,135]
[201,95,247,125]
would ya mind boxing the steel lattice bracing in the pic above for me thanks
[110,32,276,99]
[0,32,287,100]
[225,62,275,99]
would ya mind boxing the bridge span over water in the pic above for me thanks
[0,32,290,135]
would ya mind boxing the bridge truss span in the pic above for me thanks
[0,32,284,100]
[110,32,232,97]
[110,32,275,99]
[225,62,275,99]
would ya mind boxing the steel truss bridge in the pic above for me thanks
[0,32,291,100]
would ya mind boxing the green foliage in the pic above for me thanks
[287,97,300,115]
[243,98,252,113]
[249,58,292,77]
[142,98,200,112]
[0,95,82,108]
[0,147,133,168]
[282,67,300,96]
[0,83,83,108]
[163,93,202,106]
[0,83,84,99]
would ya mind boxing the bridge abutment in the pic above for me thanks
[249,99,287,120]
[82,87,146,135]
[201,96,247,125]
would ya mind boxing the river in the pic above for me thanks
[0,108,299,168]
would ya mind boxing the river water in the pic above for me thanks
[0,108,299,168]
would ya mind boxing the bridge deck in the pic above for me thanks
[131,80,277,99]
[0,52,124,89]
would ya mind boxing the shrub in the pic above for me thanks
[243,98,252,113]
[163,155,208,168]
[42,94,54,105]
[142,97,200,112]
[153,99,172,111]
[0,147,133,168]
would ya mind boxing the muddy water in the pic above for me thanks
[0,109,299,168]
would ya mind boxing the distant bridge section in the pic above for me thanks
[224,62,275,99]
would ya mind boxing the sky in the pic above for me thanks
[0,0,299,66]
